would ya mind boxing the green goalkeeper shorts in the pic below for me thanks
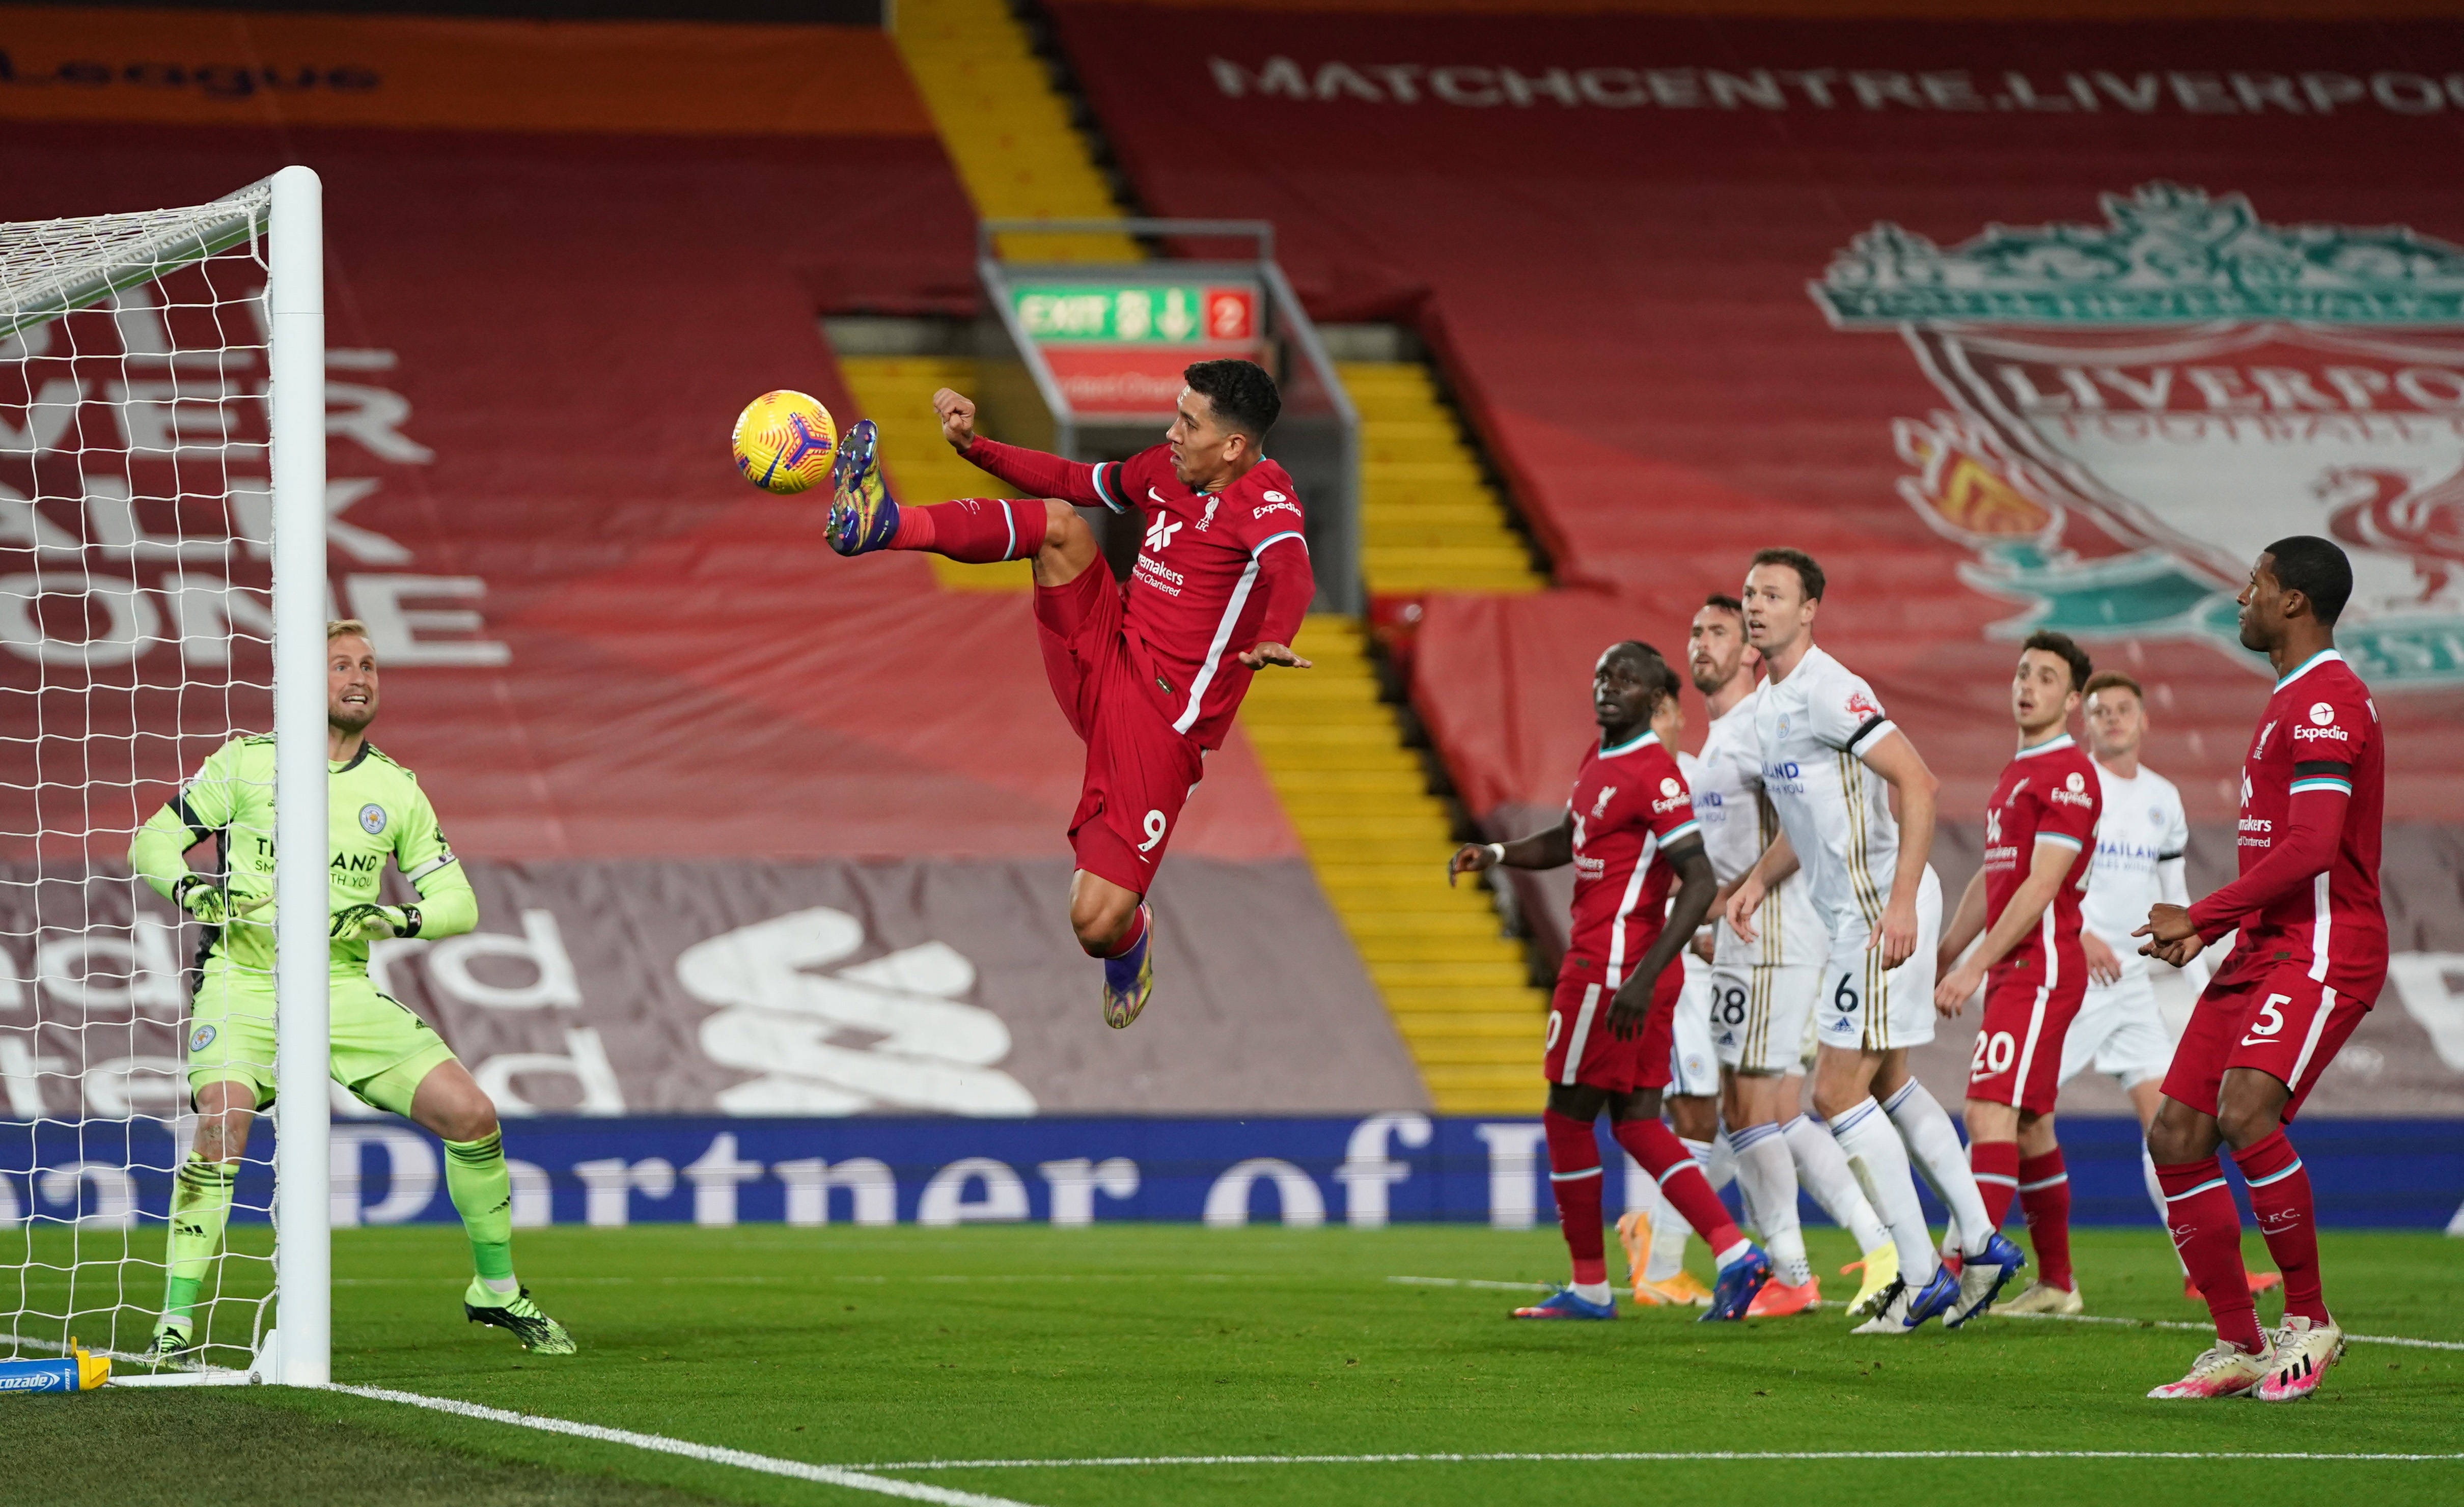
[184,969,459,1118]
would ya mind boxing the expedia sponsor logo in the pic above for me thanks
[1652,794,1690,814]
[2051,784,2095,807]
[1253,497,1300,520]
[2292,722,2350,742]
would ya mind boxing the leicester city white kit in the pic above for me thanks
[1667,750,1721,1097]
[1694,689,1826,1072]
[2059,760,2196,1090]
[1754,646,1943,1052]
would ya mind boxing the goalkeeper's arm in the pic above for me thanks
[130,800,248,923]
[331,861,477,943]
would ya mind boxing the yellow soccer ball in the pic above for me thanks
[731,390,838,495]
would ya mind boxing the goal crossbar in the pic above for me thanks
[0,177,274,341]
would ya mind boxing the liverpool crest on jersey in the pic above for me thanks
[1814,182,2464,688]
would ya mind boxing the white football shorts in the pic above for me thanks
[1814,863,1943,1053]
[2058,971,2175,1090]
[1668,953,1721,1098]
[1709,961,1823,1075]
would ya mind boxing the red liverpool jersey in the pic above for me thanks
[960,437,1313,750]
[1564,730,1702,987]
[2189,649,2388,1002]
[1980,732,2101,983]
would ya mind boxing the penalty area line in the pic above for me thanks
[329,1383,1042,1507]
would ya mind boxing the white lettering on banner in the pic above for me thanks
[472,1026,627,1116]
[572,1156,675,1227]
[681,907,1035,1117]
[1039,1157,1141,1227]
[2389,953,2464,1071]
[772,1157,898,1226]
[917,1157,1031,1225]
[32,917,182,1013]
[0,1035,62,1120]
[507,1158,554,1228]
[417,909,582,1010]
[1472,1122,1549,1230]
[682,1133,766,1227]
[0,322,509,666]
[1202,1158,1326,1227]
[79,1054,183,1119]
[1335,1112,1432,1228]
[330,1126,439,1227]
[34,1162,137,1228]
[345,574,511,667]
[1206,57,2464,120]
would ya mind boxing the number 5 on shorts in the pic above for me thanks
[1138,809,1168,853]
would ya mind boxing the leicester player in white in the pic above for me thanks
[1683,592,1894,1317]
[1723,548,2021,1334]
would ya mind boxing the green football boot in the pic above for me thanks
[464,1282,577,1355]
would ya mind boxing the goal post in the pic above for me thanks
[0,166,327,1387]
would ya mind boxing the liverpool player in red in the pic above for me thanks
[1933,631,2100,1316]
[1450,643,1771,1322]
[2138,536,2386,1403]
[825,360,1314,1028]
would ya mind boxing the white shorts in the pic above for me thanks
[1709,961,1823,1075]
[2058,971,2175,1090]
[1668,953,1720,1098]
[1814,864,1943,1054]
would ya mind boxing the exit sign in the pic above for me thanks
[1012,284,1258,345]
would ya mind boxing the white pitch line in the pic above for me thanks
[848,1449,2464,1470]
[1386,1275,2464,1352]
[328,1384,1041,1507]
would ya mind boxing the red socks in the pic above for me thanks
[1541,1111,1608,1285]
[2017,1149,2073,1293]
[2234,1130,2325,1324]
[1102,904,1147,961]
[2156,1156,2265,1353]
[1612,1117,1745,1255]
[1970,1139,2019,1231]
[889,498,1044,563]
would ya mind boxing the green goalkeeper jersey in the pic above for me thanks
[132,735,476,979]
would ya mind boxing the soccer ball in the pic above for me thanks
[731,390,838,494]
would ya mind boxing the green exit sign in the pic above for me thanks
[1012,284,1258,345]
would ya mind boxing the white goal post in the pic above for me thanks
[0,166,327,1386]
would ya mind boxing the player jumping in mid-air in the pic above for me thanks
[1679,591,1895,1319]
[1932,632,2101,1318]
[823,360,1313,1028]
[2138,537,2386,1403]
[1452,642,1771,1322]
[1722,548,2023,1335]
[130,621,573,1360]
[2056,672,2280,1307]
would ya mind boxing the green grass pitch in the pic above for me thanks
[9,1223,2462,1505]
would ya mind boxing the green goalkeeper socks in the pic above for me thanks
[160,1157,236,1324]
[444,1130,517,1293]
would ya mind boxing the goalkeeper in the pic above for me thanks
[129,620,574,1359]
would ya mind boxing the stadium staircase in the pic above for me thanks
[1240,619,1541,1113]
[834,353,1035,590]
[891,0,1140,262]
[1342,360,1546,596]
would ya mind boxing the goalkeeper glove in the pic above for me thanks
[172,875,264,926]
[330,903,422,942]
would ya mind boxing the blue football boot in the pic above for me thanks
[1853,1263,1960,1335]
[1511,1287,1616,1321]
[1701,1244,1773,1322]
[826,418,901,556]
[1100,904,1154,1029]
[1945,1231,2029,1328]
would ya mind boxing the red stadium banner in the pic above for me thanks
[1046,3,2464,828]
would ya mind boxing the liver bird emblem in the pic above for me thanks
[2318,464,2464,602]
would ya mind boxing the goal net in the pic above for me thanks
[0,169,329,1385]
